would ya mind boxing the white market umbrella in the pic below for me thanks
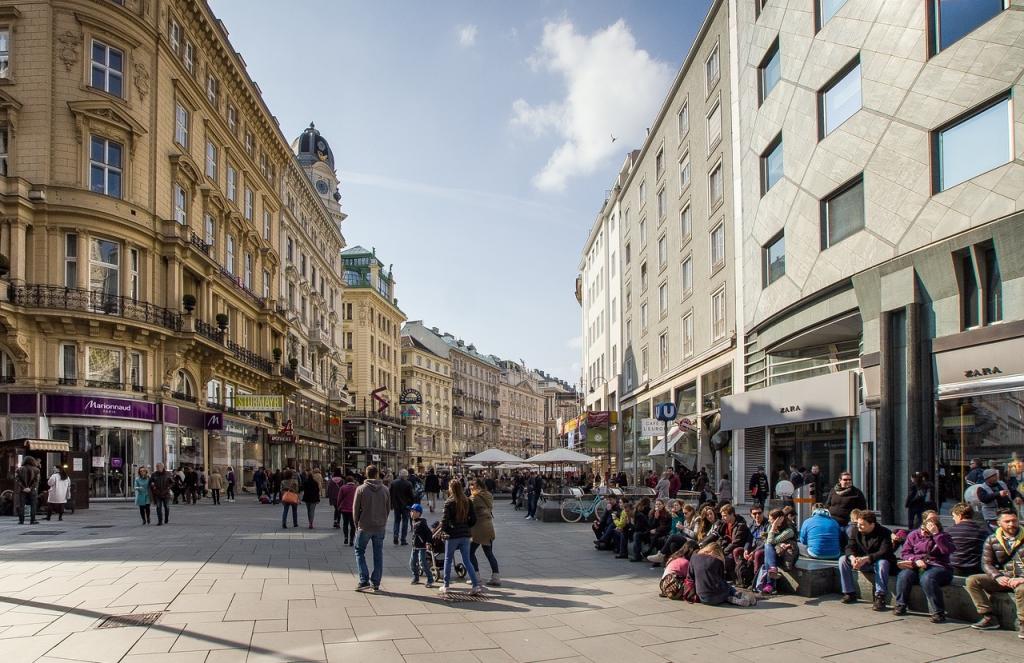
[527,448,596,464]
[497,462,537,470]
[464,449,526,464]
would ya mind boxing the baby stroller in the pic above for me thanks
[428,521,467,581]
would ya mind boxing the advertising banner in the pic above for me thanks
[45,394,156,421]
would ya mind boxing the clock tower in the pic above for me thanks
[291,122,346,227]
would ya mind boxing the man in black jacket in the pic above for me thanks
[389,470,416,545]
[966,509,1024,634]
[423,468,440,512]
[749,466,770,511]
[720,504,750,583]
[149,463,173,525]
[826,472,867,526]
[838,511,894,610]
[15,457,40,525]
[525,472,544,521]
[949,502,988,576]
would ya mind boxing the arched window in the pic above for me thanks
[174,369,196,401]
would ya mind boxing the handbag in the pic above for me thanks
[281,489,299,505]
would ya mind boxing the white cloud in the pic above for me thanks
[512,19,674,192]
[566,335,583,350]
[458,24,478,47]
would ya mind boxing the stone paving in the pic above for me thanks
[0,498,1018,663]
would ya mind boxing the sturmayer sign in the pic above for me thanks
[233,394,285,412]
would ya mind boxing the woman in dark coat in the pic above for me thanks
[301,471,320,529]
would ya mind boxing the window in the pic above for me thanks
[707,101,722,150]
[660,332,670,371]
[821,175,864,249]
[816,0,849,30]
[763,232,785,286]
[655,147,665,180]
[263,269,271,299]
[87,346,122,386]
[129,247,139,300]
[682,313,694,358]
[705,45,720,94]
[960,251,979,329]
[711,288,726,341]
[204,214,215,247]
[206,75,219,107]
[709,161,724,207]
[227,105,238,134]
[755,0,770,18]
[657,236,668,269]
[681,255,693,296]
[658,282,668,315]
[640,302,648,332]
[929,0,1005,54]
[57,343,78,384]
[761,134,783,194]
[89,238,119,302]
[639,179,647,208]
[710,222,725,269]
[759,39,781,105]
[227,163,237,201]
[680,205,692,243]
[226,235,235,274]
[205,141,217,179]
[183,41,195,74]
[679,154,691,191]
[0,29,9,79]
[244,252,252,289]
[173,183,187,225]
[130,351,142,389]
[244,187,254,219]
[639,217,647,246]
[89,136,122,198]
[244,130,254,157]
[677,102,689,139]
[935,95,1011,192]
[657,187,667,221]
[0,127,7,176]
[286,237,293,262]
[263,210,272,241]
[64,233,78,288]
[983,246,1003,325]
[641,346,649,376]
[90,40,123,97]
[640,261,648,291]
[169,19,182,55]
[820,59,861,137]
[174,103,189,147]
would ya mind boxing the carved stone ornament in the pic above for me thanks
[133,62,150,100]
[57,31,82,72]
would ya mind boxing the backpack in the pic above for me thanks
[659,574,700,603]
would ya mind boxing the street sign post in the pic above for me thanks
[655,402,678,471]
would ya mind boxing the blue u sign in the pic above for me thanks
[655,402,677,422]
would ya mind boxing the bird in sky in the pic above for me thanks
[610,133,617,143]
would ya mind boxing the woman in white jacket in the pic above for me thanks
[46,467,72,521]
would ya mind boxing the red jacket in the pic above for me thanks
[339,481,357,512]
[668,474,681,497]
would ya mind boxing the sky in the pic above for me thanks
[209,0,713,386]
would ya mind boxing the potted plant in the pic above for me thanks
[182,294,197,314]
[288,356,298,370]
[272,347,282,362]
[215,313,229,330]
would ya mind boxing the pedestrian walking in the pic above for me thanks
[47,467,71,522]
[254,466,268,500]
[409,504,434,587]
[208,467,224,504]
[340,474,357,545]
[424,467,440,512]
[302,469,321,529]
[270,468,282,504]
[439,479,483,596]
[389,469,415,545]
[749,466,770,511]
[134,467,151,524]
[280,469,300,528]
[15,457,40,525]
[327,467,345,529]
[226,466,237,502]
[183,466,198,504]
[150,463,172,525]
[717,473,733,503]
[470,478,500,586]
[353,465,390,592]
[525,471,544,521]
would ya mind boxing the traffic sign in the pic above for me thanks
[655,402,677,422]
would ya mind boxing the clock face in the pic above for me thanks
[315,180,329,195]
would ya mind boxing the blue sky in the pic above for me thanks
[210,0,713,385]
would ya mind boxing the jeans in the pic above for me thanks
[227,483,235,500]
[341,512,355,542]
[470,541,499,574]
[355,529,385,587]
[281,502,298,527]
[425,492,438,512]
[154,497,170,524]
[393,508,410,543]
[444,537,480,587]
[631,532,650,560]
[895,566,952,615]
[138,504,150,523]
[306,502,317,526]
[526,492,539,518]
[17,490,37,523]
[410,548,433,583]
[659,533,692,556]
[212,489,221,505]
[838,555,891,597]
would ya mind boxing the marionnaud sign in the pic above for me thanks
[45,394,156,421]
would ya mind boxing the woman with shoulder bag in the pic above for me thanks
[470,479,500,586]
[280,469,300,529]
[440,479,483,596]
[47,467,72,522]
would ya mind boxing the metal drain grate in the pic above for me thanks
[97,612,163,629]
[441,592,491,602]
[20,530,64,536]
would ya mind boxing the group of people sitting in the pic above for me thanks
[592,495,799,605]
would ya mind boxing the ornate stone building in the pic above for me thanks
[497,360,544,457]
[400,333,452,472]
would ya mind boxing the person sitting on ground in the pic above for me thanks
[826,471,867,528]
[719,504,750,583]
[593,496,620,543]
[949,502,988,577]
[648,502,697,565]
[613,502,635,559]
[688,542,757,607]
[894,514,954,622]
[629,498,653,562]
[966,508,1024,634]
[662,540,698,580]
[737,505,768,587]
[647,499,672,553]
[839,511,895,611]
[799,505,842,560]
[595,498,626,551]
[695,504,726,547]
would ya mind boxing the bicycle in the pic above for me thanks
[559,489,609,523]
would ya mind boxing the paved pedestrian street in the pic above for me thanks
[0,501,1017,663]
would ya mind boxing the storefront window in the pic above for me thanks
[675,382,697,417]
[936,393,1024,508]
[166,426,202,471]
[701,363,732,411]
[770,419,861,505]
[51,424,152,498]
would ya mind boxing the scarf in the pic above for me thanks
[996,527,1024,577]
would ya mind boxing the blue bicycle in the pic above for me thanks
[560,489,608,523]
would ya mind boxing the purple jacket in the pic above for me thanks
[900,529,954,570]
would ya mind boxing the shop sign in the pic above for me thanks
[401,404,420,419]
[399,388,423,405]
[269,433,294,444]
[233,394,285,412]
[91,456,105,468]
[110,457,123,469]
[73,458,83,472]
[640,418,662,437]
[934,336,1024,393]
[46,394,156,421]
[204,412,223,430]
[586,427,609,452]
[372,454,381,462]
[719,370,857,430]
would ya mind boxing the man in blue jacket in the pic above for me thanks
[798,505,842,559]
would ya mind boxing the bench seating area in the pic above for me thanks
[779,558,1018,629]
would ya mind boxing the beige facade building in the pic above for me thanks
[533,371,579,451]
[400,334,451,471]
[340,246,405,471]
[497,361,545,456]
[0,0,346,497]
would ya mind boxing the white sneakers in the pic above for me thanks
[727,592,758,607]
[470,585,484,596]
[486,574,501,587]
[647,552,665,564]
[438,584,449,595]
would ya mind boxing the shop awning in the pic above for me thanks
[23,439,71,452]
[720,370,856,431]
[648,427,685,457]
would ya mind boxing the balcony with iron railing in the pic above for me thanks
[8,285,183,333]
[190,319,274,375]
[218,267,267,308]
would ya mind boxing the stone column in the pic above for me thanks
[877,309,895,523]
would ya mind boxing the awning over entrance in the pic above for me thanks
[720,370,857,431]
[18,439,71,452]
